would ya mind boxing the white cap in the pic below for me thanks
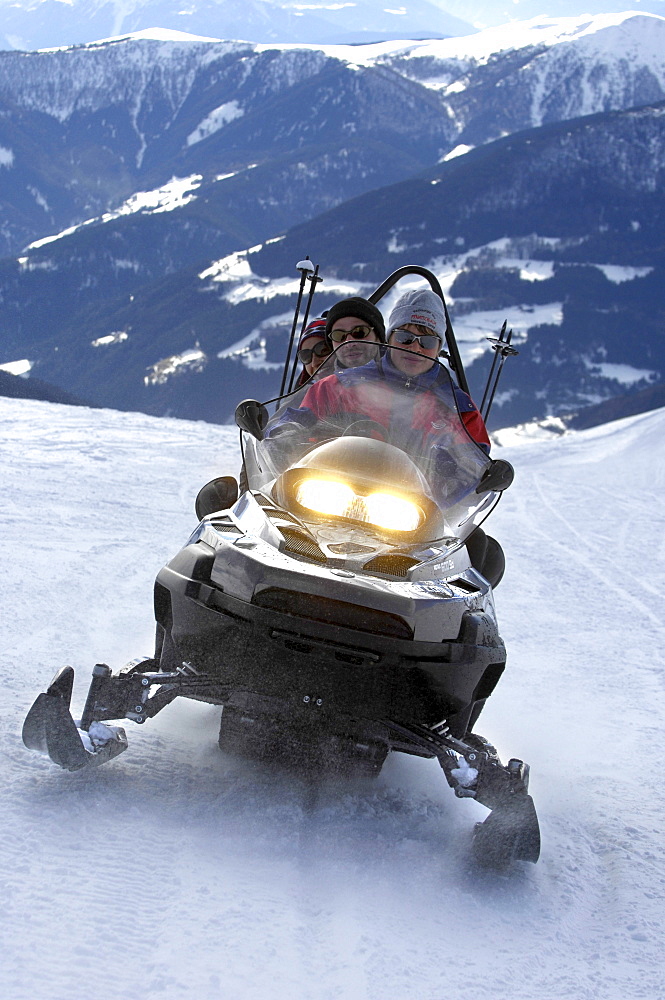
[387,289,446,338]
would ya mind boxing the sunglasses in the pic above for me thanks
[390,328,441,351]
[329,325,374,343]
[297,341,332,365]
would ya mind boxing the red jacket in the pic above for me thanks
[299,356,490,452]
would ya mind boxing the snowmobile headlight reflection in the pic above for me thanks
[295,479,422,532]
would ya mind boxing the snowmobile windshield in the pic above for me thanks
[242,348,495,543]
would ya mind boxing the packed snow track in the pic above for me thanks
[1,398,663,1000]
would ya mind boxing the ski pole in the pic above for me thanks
[480,320,507,420]
[279,257,315,398]
[287,264,322,393]
[482,328,519,425]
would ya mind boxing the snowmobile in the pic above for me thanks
[22,263,540,866]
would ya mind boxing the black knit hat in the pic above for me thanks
[325,297,386,343]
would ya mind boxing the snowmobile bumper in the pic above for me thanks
[155,562,506,734]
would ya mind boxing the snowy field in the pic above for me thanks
[1,396,664,1000]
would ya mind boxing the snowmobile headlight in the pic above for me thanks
[295,479,356,517]
[363,492,421,532]
[295,479,422,533]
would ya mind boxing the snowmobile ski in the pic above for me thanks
[22,666,128,771]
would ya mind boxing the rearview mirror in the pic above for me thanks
[476,459,514,494]
[235,399,269,441]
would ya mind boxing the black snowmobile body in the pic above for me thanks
[154,491,504,765]
[23,264,539,866]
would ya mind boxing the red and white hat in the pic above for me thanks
[298,317,327,349]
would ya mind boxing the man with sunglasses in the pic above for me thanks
[324,296,385,369]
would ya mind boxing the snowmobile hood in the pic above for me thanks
[272,436,439,540]
[293,436,429,494]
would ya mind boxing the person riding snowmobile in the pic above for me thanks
[267,289,505,584]
[294,290,489,452]
[323,296,385,370]
[294,317,331,387]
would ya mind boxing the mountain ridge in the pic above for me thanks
[0,12,663,428]
[0,0,474,51]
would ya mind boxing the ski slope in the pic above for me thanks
[1,396,663,1000]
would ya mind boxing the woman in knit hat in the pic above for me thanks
[385,288,447,378]
[295,317,331,387]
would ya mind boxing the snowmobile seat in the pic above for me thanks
[195,476,239,520]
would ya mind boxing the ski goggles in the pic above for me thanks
[297,341,333,365]
[329,324,374,343]
[390,328,441,351]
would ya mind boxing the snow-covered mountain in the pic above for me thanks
[0,0,473,50]
[442,0,664,29]
[2,99,663,426]
[2,392,664,999]
[1,13,664,257]
[242,100,665,425]
[0,12,663,426]
[1,0,661,50]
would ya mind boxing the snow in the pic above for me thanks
[213,165,258,182]
[582,358,657,386]
[518,261,555,281]
[363,12,665,133]
[373,11,665,68]
[26,224,81,251]
[491,416,569,447]
[452,303,562,365]
[200,247,360,309]
[90,27,224,45]
[441,143,474,161]
[144,346,207,385]
[186,101,244,146]
[26,175,204,251]
[28,184,50,212]
[594,264,654,284]
[0,358,32,374]
[91,331,128,347]
[4,10,664,144]
[217,332,283,371]
[216,317,286,371]
[37,26,227,54]
[1,395,664,999]
[117,175,203,215]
